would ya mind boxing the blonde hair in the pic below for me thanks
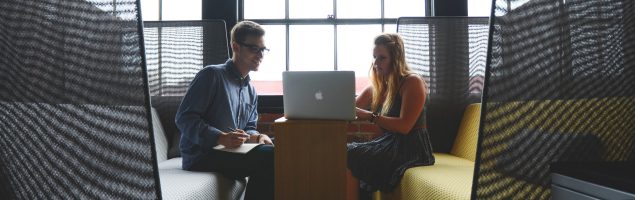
[370,33,413,115]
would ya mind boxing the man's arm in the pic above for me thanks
[175,68,223,152]
[243,87,272,144]
[244,91,259,136]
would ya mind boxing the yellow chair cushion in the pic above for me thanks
[450,103,481,162]
[375,153,475,200]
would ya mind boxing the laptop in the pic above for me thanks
[282,71,356,120]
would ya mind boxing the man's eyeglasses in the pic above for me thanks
[236,41,269,54]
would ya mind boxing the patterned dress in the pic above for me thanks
[347,91,435,192]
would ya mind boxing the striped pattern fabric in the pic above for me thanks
[397,17,490,153]
[475,0,635,199]
[144,20,229,97]
[0,0,160,199]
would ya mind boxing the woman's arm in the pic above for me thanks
[355,86,373,121]
[365,75,427,134]
[356,86,373,109]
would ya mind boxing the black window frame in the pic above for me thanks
[238,0,432,72]
[240,0,437,113]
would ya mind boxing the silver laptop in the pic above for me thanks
[282,71,356,120]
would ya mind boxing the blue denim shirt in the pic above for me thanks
[175,59,259,170]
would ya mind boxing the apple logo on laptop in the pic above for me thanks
[314,90,323,101]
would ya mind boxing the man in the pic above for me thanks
[175,21,274,200]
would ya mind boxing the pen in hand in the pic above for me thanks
[228,127,250,139]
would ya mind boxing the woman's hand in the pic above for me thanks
[355,107,373,121]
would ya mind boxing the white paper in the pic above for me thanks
[213,143,261,154]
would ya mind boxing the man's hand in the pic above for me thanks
[258,134,273,145]
[247,134,273,145]
[218,129,249,148]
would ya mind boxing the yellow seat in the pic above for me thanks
[375,103,481,200]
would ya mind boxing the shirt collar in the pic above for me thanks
[226,59,251,84]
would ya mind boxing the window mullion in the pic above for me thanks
[381,0,384,31]
[334,24,338,71]
[333,0,337,71]
[285,0,290,71]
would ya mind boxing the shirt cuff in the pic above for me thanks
[207,127,223,146]
[245,129,260,135]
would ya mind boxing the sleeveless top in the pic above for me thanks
[380,87,427,131]
[347,76,435,192]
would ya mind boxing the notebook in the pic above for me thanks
[282,71,356,120]
[213,143,262,154]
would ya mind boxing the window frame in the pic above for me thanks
[239,0,431,113]
[141,0,203,21]
[238,0,431,72]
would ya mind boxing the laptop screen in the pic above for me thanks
[282,71,356,120]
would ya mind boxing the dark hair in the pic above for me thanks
[231,21,265,43]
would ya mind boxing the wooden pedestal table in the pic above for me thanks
[274,117,353,200]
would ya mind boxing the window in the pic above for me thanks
[242,0,427,95]
[468,0,492,17]
[140,0,201,21]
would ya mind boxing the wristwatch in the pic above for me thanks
[369,112,379,123]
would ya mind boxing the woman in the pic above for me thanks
[348,33,435,197]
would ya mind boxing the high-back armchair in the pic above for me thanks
[143,20,230,159]
[0,0,160,199]
[397,17,490,153]
[475,0,635,199]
